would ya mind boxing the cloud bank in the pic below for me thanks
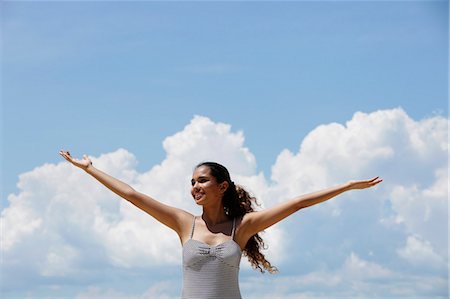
[1,108,448,298]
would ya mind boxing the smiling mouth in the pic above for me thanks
[194,193,204,200]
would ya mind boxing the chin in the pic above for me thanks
[196,200,207,206]
[193,197,204,205]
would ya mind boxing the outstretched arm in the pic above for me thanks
[241,177,382,236]
[59,150,192,236]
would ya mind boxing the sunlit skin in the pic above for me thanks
[191,166,227,206]
[191,166,229,218]
[59,150,382,250]
[189,166,235,245]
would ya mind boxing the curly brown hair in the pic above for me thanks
[196,162,278,274]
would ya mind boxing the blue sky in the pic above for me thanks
[1,1,448,298]
[2,1,447,198]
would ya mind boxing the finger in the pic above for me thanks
[366,177,379,185]
[370,178,383,186]
[60,150,69,156]
[62,152,73,161]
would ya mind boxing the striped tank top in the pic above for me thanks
[181,216,242,299]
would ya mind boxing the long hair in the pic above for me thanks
[196,162,278,274]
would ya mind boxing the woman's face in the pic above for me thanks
[191,165,228,206]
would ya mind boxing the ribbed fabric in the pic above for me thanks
[181,216,242,299]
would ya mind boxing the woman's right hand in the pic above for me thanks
[59,150,92,170]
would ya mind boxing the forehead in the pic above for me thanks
[192,165,212,178]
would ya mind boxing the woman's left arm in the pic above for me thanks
[242,177,382,236]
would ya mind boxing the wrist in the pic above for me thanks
[84,162,94,173]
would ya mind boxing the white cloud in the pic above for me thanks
[259,107,448,297]
[342,252,393,279]
[389,167,448,233]
[267,108,447,266]
[1,196,42,251]
[397,235,446,269]
[239,252,446,298]
[1,108,448,298]
[1,115,273,293]
[270,108,447,194]
[75,281,176,299]
[41,244,79,277]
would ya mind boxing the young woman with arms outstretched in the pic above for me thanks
[59,150,382,299]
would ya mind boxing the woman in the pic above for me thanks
[59,150,381,298]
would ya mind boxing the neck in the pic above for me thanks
[201,204,229,225]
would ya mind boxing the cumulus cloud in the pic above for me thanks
[258,107,448,296]
[1,115,272,295]
[270,108,447,194]
[266,108,447,267]
[240,252,446,298]
[1,108,448,298]
[388,168,448,258]
[397,235,446,269]
[75,281,176,299]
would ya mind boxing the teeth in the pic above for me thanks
[195,193,204,200]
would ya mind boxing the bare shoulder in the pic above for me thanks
[177,210,195,244]
[235,212,259,235]
[239,211,259,227]
[176,209,195,228]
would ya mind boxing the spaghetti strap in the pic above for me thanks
[231,218,236,239]
[189,216,196,239]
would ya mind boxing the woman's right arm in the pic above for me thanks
[59,150,192,235]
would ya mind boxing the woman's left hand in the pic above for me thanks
[347,177,382,190]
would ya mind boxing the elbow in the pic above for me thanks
[294,197,307,211]
[296,201,314,210]
[295,199,316,211]
[122,186,137,200]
